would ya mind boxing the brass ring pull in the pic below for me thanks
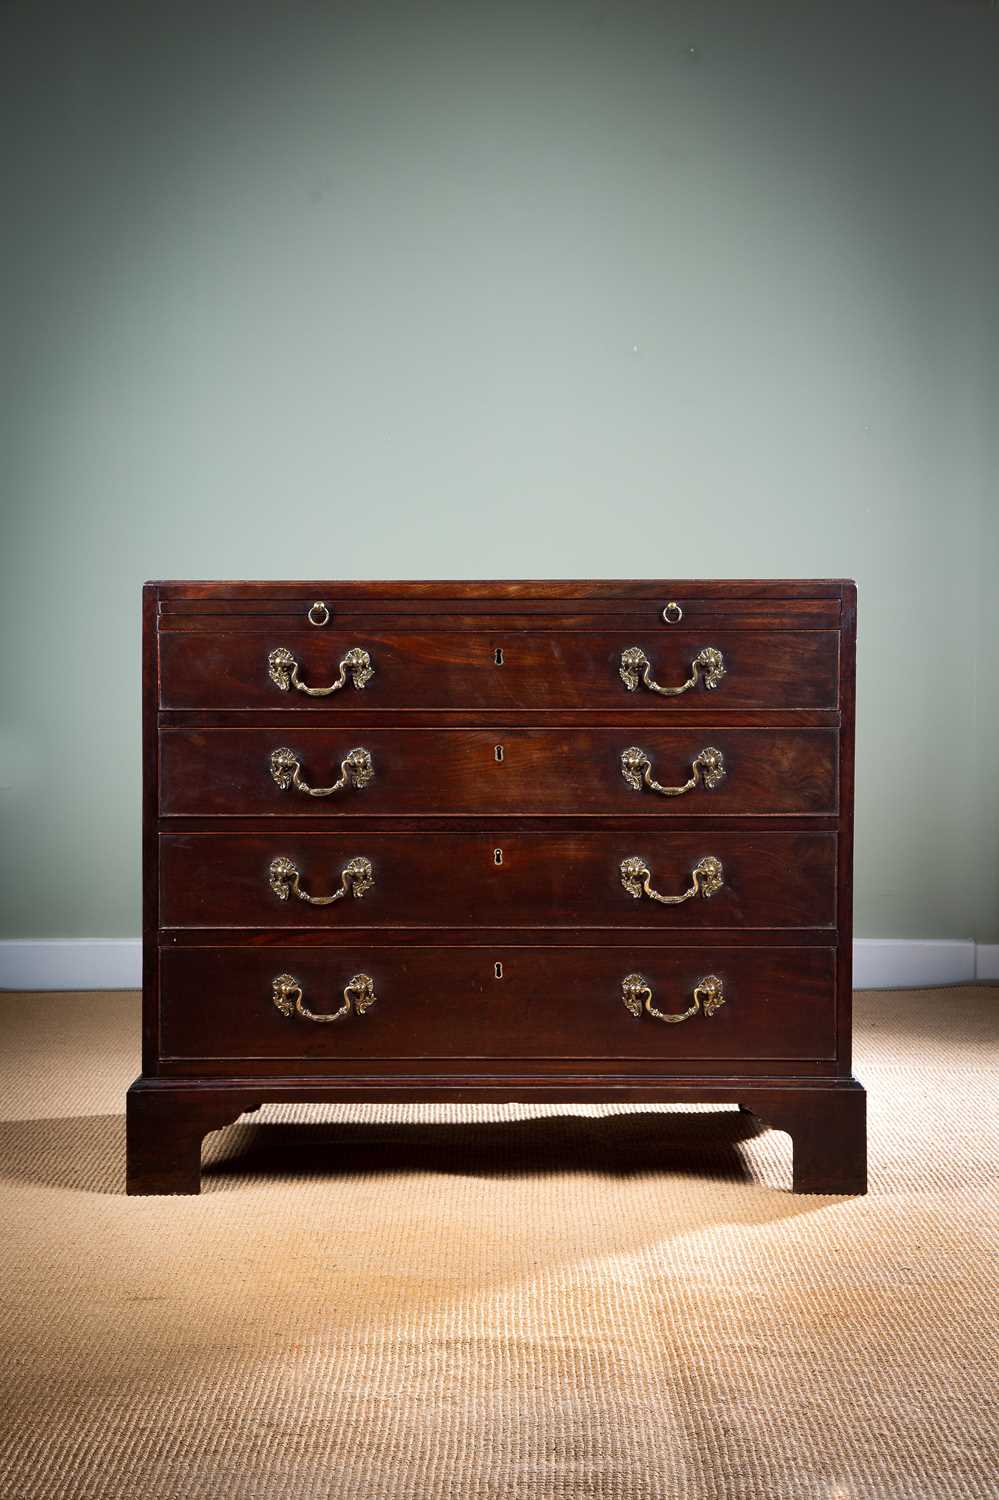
[269,855,374,905]
[662,601,683,624]
[271,971,376,1024]
[620,854,724,904]
[621,972,725,1024]
[308,600,330,627]
[268,645,373,696]
[269,746,374,798]
[620,745,725,798]
[619,645,726,696]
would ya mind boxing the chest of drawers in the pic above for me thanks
[127,580,866,1195]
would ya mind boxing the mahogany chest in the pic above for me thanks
[127,580,866,1194]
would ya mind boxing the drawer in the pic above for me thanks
[159,945,837,1066]
[158,629,838,711]
[160,831,837,930]
[159,727,838,817]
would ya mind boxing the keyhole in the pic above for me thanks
[494,961,503,979]
[494,848,503,865]
[494,646,504,666]
[494,744,504,763]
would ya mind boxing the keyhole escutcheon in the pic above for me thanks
[494,744,504,763]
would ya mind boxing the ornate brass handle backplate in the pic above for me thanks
[268,646,373,696]
[272,972,376,1024]
[269,855,374,905]
[620,854,724,905]
[620,745,725,798]
[621,972,725,1024]
[619,646,726,696]
[269,746,373,798]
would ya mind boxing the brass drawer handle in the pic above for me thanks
[620,745,725,797]
[269,855,374,905]
[621,972,725,1024]
[620,854,723,904]
[620,645,726,696]
[268,645,373,697]
[269,745,374,798]
[272,971,376,1024]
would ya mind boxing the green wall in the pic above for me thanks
[2,1,997,942]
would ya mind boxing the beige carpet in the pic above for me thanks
[0,988,996,1500]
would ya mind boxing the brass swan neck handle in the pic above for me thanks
[620,854,724,905]
[620,745,726,798]
[269,746,373,798]
[269,855,374,905]
[621,972,725,1025]
[271,972,376,1024]
[268,645,373,697]
[619,646,726,696]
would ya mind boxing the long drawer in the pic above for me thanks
[159,830,837,930]
[159,944,837,1066]
[159,727,838,817]
[158,629,839,711]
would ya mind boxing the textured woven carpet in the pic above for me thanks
[0,988,996,1500]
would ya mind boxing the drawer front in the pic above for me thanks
[158,629,839,711]
[159,727,838,817]
[159,945,837,1065]
[160,831,837,930]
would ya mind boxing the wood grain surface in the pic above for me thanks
[159,829,837,931]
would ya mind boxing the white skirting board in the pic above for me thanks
[0,940,143,992]
[0,938,997,992]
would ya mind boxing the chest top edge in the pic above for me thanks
[147,579,854,601]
